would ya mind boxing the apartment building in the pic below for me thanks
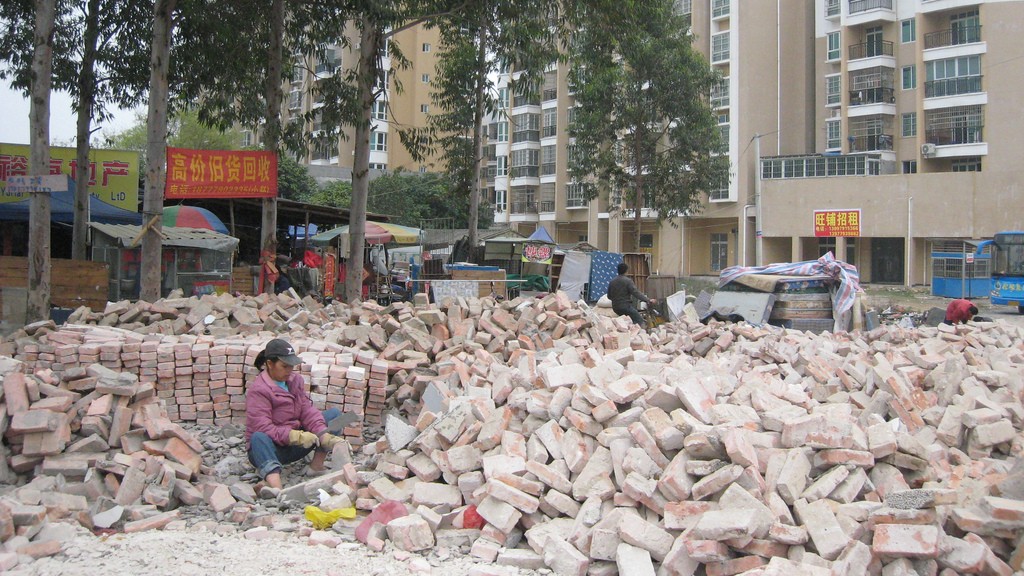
[277,24,444,177]
[488,0,1024,286]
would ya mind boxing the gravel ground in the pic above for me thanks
[7,526,517,576]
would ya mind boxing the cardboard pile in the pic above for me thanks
[0,291,1022,575]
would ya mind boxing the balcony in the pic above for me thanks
[510,166,539,178]
[543,88,557,102]
[848,134,893,152]
[923,25,981,49]
[541,162,556,176]
[849,86,895,106]
[512,130,540,144]
[542,125,556,138]
[511,200,538,214]
[925,75,982,98]
[925,126,984,146]
[848,40,893,60]
[539,200,555,212]
[848,0,892,14]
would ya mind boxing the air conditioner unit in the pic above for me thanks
[921,143,937,157]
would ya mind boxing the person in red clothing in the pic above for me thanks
[944,299,978,324]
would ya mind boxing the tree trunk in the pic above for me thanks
[27,0,57,323]
[260,0,285,281]
[140,0,175,302]
[633,132,644,254]
[73,0,102,261]
[467,18,488,250]
[344,19,379,303]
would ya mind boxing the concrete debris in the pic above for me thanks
[0,289,1023,574]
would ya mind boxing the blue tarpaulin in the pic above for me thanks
[0,176,141,225]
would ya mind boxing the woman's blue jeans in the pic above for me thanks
[248,408,340,479]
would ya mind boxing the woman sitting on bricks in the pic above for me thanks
[245,338,343,492]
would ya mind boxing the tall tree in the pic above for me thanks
[68,0,150,259]
[139,0,175,302]
[26,0,57,322]
[568,0,729,252]
[366,172,493,228]
[427,0,561,248]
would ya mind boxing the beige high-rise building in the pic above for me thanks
[489,0,1024,287]
[281,24,444,178]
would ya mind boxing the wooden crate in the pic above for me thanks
[450,268,507,299]
[0,256,109,319]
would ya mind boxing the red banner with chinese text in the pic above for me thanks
[814,209,861,237]
[165,148,277,199]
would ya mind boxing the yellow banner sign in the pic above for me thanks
[0,143,139,211]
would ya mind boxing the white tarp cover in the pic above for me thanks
[89,222,239,252]
[559,251,592,302]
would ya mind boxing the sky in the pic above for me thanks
[0,84,140,147]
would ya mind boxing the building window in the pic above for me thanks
[901,19,916,43]
[498,87,510,109]
[422,43,431,52]
[952,157,982,172]
[901,65,916,90]
[902,161,917,174]
[710,233,728,272]
[712,0,729,19]
[825,75,841,106]
[370,131,387,151]
[566,182,589,208]
[709,174,730,202]
[711,32,730,63]
[827,32,840,61]
[711,78,730,108]
[497,121,508,142]
[420,104,429,113]
[542,108,557,138]
[825,0,839,17]
[510,149,540,178]
[826,119,841,150]
[541,145,556,176]
[494,189,507,212]
[901,112,917,137]
[950,10,981,45]
[511,113,541,143]
[925,55,982,98]
[374,70,388,91]
[372,100,387,121]
[421,73,430,83]
[370,163,387,171]
[496,155,507,177]
[818,237,836,258]
[241,130,254,148]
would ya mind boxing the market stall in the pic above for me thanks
[90,223,239,301]
[311,221,423,302]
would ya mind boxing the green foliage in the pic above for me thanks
[567,0,730,225]
[306,179,352,208]
[103,109,243,168]
[367,172,493,229]
[277,155,319,201]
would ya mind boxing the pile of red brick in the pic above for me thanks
[0,290,1022,575]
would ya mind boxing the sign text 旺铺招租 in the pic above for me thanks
[814,209,861,238]
[165,148,278,199]
[0,143,139,212]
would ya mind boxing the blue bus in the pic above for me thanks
[983,231,1024,313]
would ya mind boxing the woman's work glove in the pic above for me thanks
[289,430,319,449]
[319,433,344,450]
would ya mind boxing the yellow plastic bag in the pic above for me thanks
[304,505,356,530]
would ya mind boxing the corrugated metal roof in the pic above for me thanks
[89,223,239,252]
